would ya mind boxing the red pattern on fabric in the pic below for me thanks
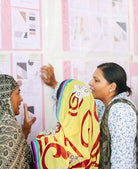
[86,162,99,169]
[91,133,100,161]
[69,92,78,109]
[81,110,92,147]
[38,140,43,156]
[68,92,84,116]
[68,111,78,116]
[91,146,100,159]
[54,136,58,142]
[42,143,69,168]
[79,98,83,107]
[44,137,49,145]
[70,159,90,168]
[65,137,83,157]
[37,134,44,138]
[91,133,100,153]
[94,102,99,122]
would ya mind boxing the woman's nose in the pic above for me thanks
[20,95,23,102]
[88,79,93,86]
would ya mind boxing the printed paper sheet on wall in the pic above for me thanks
[133,0,138,55]
[0,0,41,50]
[63,60,98,85]
[62,0,129,53]
[0,1,1,49]
[11,8,41,49]
[63,60,130,86]
[12,53,44,143]
[0,54,11,74]
[11,0,40,9]
[130,62,138,109]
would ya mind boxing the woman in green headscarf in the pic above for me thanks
[0,74,36,169]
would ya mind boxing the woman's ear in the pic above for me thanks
[109,82,117,93]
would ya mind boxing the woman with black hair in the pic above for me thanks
[89,62,138,169]
[40,63,138,169]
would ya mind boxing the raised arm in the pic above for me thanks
[40,64,58,89]
[22,104,36,138]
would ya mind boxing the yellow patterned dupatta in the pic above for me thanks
[31,79,100,169]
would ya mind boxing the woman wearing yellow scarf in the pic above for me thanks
[32,79,100,169]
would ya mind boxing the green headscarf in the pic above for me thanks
[0,74,34,169]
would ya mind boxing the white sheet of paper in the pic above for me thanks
[0,54,11,74]
[11,0,40,10]
[62,0,129,53]
[12,53,44,143]
[11,8,41,49]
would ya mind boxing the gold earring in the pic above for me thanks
[109,89,112,93]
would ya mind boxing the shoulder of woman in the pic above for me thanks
[108,101,137,123]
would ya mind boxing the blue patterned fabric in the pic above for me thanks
[107,92,137,169]
[52,82,60,100]
[95,99,105,123]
